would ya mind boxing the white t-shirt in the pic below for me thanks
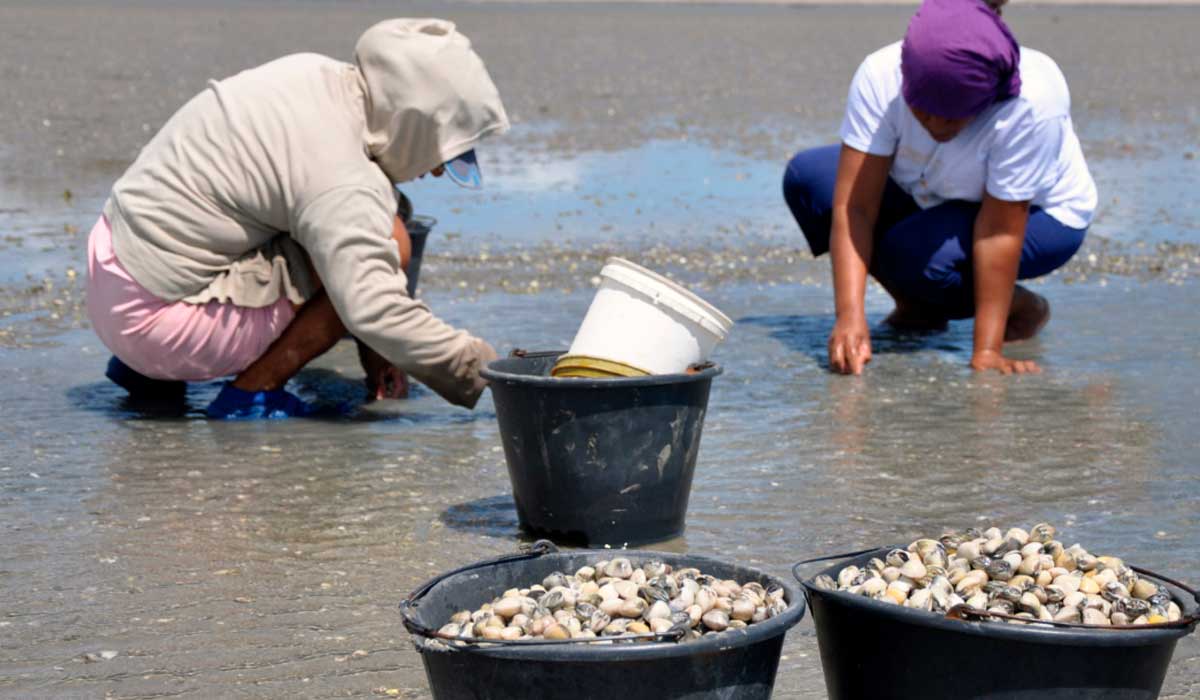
[840,42,1097,229]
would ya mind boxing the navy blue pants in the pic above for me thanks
[781,145,1086,319]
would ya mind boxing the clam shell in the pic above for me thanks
[1030,523,1056,544]
[605,558,634,579]
[701,609,730,632]
[1082,608,1111,626]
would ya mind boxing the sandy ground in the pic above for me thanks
[2,1,1199,698]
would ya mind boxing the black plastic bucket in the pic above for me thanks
[480,351,721,547]
[400,543,806,700]
[404,214,434,299]
[794,547,1200,700]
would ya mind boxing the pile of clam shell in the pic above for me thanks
[435,557,788,644]
[814,524,1184,627]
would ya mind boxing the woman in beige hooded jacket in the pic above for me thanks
[86,19,509,417]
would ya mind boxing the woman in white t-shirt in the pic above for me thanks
[782,0,1096,375]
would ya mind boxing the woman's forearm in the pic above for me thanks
[972,197,1029,355]
[828,145,891,326]
[830,205,874,320]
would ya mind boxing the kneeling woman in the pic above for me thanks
[783,0,1096,375]
[87,19,509,417]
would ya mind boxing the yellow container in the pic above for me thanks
[551,354,650,379]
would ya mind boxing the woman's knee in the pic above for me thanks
[874,212,974,312]
[1018,212,1087,279]
[782,145,840,209]
[782,144,842,256]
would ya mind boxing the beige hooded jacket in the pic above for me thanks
[103,19,509,407]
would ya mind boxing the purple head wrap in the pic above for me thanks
[901,0,1022,120]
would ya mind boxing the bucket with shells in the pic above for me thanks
[400,541,806,699]
[793,524,1200,700]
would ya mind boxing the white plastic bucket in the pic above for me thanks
[565,257,734,375]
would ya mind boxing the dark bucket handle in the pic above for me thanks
[790,547,883,606]
[508,348,563,359]
[398,541,686,648]
[791,548,1200,632]
[791,547,884,577]
[946,564,1197,632]
[401,539,558,622]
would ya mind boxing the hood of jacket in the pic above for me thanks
[354,18,510,184]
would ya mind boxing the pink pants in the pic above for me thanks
[86,216,296,381]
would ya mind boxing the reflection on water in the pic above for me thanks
[740,312,972,371]
[440,495,523,540]
[63,364,499,426]
[394,138,787,251]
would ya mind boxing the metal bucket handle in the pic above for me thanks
[509,348,560,360]
[790,548,882,606]
[792,549,1200,632]
[947,564,1200,631]
[399,541,686,647]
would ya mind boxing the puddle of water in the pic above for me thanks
[1083,122,1200,242]
[399,129,1199,260]
[1,123,1195,293]
[397,135,789,251]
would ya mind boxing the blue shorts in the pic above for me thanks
[781,145,1087,319]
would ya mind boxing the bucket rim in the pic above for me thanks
[551,354,651,378]
[796,546,1199,648]
[482,351,723,388]
[404,549,806,661]
[403,210,437,235]
[600,257,734,338]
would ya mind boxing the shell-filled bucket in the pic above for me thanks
[794,547,1200,700]
[558,258,733,376]
[400,544,807,700]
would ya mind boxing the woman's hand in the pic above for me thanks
[972,195,1034,373]
[357,339,409,400]
[827,146,891,376]
[970,349,1040,375]
[828,314,873,375]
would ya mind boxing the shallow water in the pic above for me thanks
[4,277,1199,698]
[2,2,1200,698]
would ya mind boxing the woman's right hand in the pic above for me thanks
[828,314,873,375]
[826,146,889,377]
[970,349,1041,375]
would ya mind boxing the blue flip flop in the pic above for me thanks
[205,382,317,420]
[106,356,187,400]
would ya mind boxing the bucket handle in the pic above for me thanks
[790,548,883,606]
[948,564,1200,631]
[792,549,1200,632]
[401,539,559,620]
[398,540,687,648]
[508,348,563,359]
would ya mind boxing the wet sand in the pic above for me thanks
[2,1,1200,698]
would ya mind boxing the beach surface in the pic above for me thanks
[2,1,1199,698]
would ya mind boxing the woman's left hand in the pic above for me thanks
[970,349,1041,375]
[357,339,409,399]
[972,195,1036,374]
[367,363,409,400]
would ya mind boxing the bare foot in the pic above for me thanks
[1004,285,1051,342]
[883,303,949,333]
